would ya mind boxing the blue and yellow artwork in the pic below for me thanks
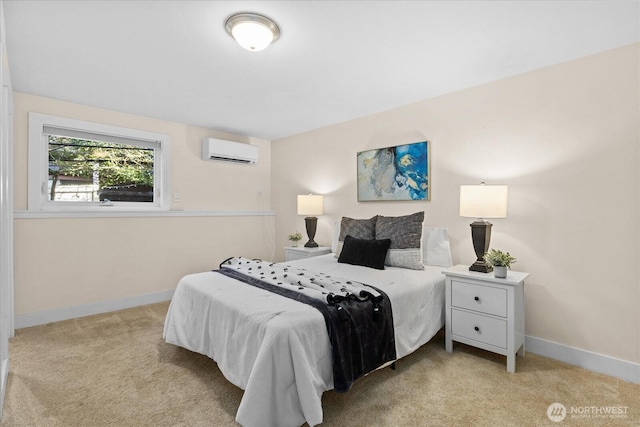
[357,141,429,201]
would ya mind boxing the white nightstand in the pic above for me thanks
[284,246,331,262]
[443,264,529,373]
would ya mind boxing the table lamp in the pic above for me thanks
[459,183,508,273]
[297,194,324,248]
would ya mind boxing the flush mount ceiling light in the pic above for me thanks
[225,12,280,52]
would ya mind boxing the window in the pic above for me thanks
[28,113,170,212]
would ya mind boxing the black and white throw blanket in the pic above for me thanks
[218,257,396,392]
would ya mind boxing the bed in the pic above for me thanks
[163,217,452,427]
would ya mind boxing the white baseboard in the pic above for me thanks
[0,358,8,420]
[14,290,174,329]
[526,335,640,384]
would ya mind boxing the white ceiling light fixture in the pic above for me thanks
[225,12,280,52]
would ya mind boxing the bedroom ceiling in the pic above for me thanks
[4,1,639,141]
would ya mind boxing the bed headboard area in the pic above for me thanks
[330,212,453,269]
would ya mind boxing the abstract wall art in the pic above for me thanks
[357,141,430,201]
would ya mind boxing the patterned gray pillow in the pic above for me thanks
[375,211,424,270]
[335,216,377,257]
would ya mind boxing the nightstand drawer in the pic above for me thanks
[451,309,507,349]
[284,246,331,262]
[451,280,507,317]
[286,251,309,261]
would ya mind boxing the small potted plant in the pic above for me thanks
[483,249,517,278]
[288,232,303,247]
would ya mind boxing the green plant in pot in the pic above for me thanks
[288,232,303,247]
[483,249,517,278]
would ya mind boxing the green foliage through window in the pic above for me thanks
[48,135,154,202]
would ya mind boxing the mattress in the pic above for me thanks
[163,254,445,427]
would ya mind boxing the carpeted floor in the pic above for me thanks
[1,302,638,426]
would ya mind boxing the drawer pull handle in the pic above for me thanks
[474,326,480,332]
[474,296,480,302]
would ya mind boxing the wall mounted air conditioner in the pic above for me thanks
[201,138,258,164]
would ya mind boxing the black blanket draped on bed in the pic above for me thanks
[216,266,396,393]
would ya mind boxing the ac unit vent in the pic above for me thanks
[208,155,253,164]
[201,138,258,164]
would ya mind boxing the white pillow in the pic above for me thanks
[422,227,453,267]
[331,220,340,253]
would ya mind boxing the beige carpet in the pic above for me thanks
[1,302,638,426]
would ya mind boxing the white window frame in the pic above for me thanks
[28,112,171,212]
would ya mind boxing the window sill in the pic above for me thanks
[13,210,276,219]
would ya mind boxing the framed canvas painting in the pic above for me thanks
[357,141,430,201]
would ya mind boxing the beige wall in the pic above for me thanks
[11,44,639,365]
[13,93,273,316]
[272,44,640,364]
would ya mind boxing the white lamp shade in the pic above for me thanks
[297,194,324,216]
[459,185,508,219]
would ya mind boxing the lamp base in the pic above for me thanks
[469,260,493,273]
[469,220,493,273]
[304,216,319,248]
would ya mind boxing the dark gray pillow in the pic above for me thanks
[375,211,424,270]
[335,216,377,257]
[337,235,391,270]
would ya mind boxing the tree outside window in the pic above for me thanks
[48,136,154,203]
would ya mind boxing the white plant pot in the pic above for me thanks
[494,266,508,278]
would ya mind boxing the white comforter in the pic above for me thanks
[163,255,445,427]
